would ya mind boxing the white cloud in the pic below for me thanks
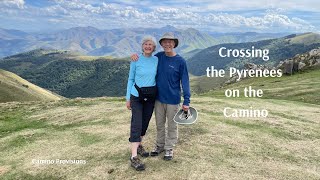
[0,0,25,9]
[156,7,179,14]
[0,0,317,33]
[44,5,69,16]
[115,7,143,18]
[156,0,320,12]
[201,12,316,32]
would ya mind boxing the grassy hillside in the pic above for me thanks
[202,67,320,105]
[286,32,320,45]
[187,32,320,75]
[0,69,62,103]
[0,65,319,179]
[0,97,319,179]
[209,32,289,44]
[189,74,230,94]
[0,49,130,98]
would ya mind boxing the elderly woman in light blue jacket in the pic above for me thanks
[126,36,158,171]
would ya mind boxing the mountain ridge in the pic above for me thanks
[0,26,218,58]
[0,49,130,98]
[187,32,320,75]
[0,26,291,58]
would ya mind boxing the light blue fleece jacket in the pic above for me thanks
[126,54,158,101]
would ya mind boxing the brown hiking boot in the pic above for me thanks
[137,145,149,157]
[150,145,164,156]
[163,149,173,161]
[130,156,145,171]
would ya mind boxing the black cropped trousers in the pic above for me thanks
[129,95,155,142]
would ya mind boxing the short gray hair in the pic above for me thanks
[141,35,157,52]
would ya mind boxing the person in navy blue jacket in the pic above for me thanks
[131,32,191,161]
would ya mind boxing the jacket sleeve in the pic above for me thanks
[154,52,160,58]
[126,61,136,101]
[180,60,191,106]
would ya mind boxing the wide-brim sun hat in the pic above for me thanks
[173,107,198,125]
[159,32,179,48]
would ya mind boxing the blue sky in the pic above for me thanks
[0,0,319,33]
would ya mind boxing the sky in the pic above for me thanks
[0,0,319,33]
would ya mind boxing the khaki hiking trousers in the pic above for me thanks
[154,100,180,150]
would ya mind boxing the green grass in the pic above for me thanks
[48,119,112,131]
[2,171,64,180]
[0,133,46,151]
[0,111,47,137]
[271,112,314,123]
[56,99,98,107]
[0,67,320,179]
[190,74,230,94]
[77,132,104,147]
[222,119,301,140]
[202,68,320,105]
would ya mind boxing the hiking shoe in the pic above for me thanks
[150,145,164,156]
[163,149,173,161]
[137,145,149,157]
[130,156,145,171]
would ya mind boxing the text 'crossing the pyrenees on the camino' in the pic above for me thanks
[205,46,282,118]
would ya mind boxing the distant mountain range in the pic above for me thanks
[1,32,319,98]
[187,32,320,75]
[0,26,289,58]
[206,32,289,44]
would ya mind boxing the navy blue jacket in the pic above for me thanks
[155,52,190,106]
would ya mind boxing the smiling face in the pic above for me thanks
[142,40,155,55]
[160,39,175,53]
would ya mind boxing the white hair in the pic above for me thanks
[141,35,157,52]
